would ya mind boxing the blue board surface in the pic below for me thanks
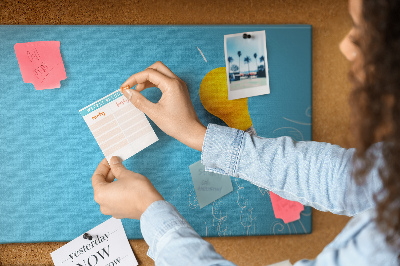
[0,25,312,243]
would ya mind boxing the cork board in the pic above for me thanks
[0,24,312,243]
[0,0,352,265]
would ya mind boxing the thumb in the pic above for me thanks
[109,156,129,178]
[92,158,111,189]
[122,89,155,115]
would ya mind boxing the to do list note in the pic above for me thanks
[79,89,158,162]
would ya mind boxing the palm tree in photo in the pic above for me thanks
[253,53,257,74]
[260,55,265,69]
[237,51,242,78]
[259,55,266,77]
[227,56,233,73]
[244,56,251,78]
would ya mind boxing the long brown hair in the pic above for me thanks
[349,0,400,255]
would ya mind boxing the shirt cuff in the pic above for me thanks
[201,123,245,176]
[140,200,192,260]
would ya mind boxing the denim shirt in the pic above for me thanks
[140,124,399,265]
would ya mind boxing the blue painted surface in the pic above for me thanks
[0,25,312,243]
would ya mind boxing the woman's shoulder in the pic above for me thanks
[321,209,399,265]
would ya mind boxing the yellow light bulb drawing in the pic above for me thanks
[199,67,253,131]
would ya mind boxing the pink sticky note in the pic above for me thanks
[14,41,67,90]
[270,191,304,224]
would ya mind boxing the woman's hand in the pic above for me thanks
[91,157,164,219]
[120,61,207,152]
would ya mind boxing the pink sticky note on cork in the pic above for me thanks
[270,191,304,224]
[14,41,67,90]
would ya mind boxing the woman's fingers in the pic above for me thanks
[121,61,180,93]
[105,168,116,183]
[91,158,110,191]
[121,89,159,119]
[147,61,179,80]
[120,68,174,93]
[135,81,156,92]
[119,61,205,151]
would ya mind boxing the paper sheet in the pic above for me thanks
[270,192,304,224]
[14,41,67,90]
[51,218,138,266]
[79,89,158,162]
[189,161,233,208]
[268,259,293,266]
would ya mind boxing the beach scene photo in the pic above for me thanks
[224,30,270,100]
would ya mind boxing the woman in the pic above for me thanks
[91,0,400,264]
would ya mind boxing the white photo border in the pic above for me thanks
[224,30,270,100]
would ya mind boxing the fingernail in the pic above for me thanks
[121,85,129,92]
[110,156,122,165]
[125,89,133,100]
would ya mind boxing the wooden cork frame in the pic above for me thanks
[0,0,352,265]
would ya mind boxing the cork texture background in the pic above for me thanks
[0,0,353,265]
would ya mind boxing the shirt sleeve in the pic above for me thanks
[201,124,383,216]
[140,200,237,266]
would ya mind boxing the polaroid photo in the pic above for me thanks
[224,30,270,100]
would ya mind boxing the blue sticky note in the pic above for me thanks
[189,161,234,208]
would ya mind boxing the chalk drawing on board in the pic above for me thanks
[188,186,200,209]
[290,222,297,234]
[197,47,207,63]
[282,117,311,126]
[301,208,312,216]
[258,187,268,196]
[282,106,312,126]
[235,178,256,236]
[211,200,231,237]
[271,220,291,235]
[298,220,307,233]
[168,183,183,203]
[305,106,312,117]
[273,127,304,141]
